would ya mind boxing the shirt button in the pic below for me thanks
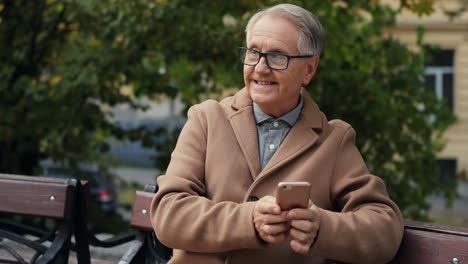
[269,144,275,150]
[247,196,259,202]
[273,121,279,127]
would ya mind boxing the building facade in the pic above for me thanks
[383,0,468,180]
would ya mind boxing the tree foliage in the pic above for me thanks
[0,0,166,173]
[303,2,456,219]
[148,0,456,219]
[0,0,456,219]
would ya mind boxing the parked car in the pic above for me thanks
[41,164,118,214]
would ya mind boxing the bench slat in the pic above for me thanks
[130,191,155,232]
[394,221,468,264]
[0,173,71,184]
[0,174,75,219]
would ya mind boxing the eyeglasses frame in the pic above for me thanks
[237,47,315,71]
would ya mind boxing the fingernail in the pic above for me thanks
[273,207,280,214]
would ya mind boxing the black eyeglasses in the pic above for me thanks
[237,47,314,70]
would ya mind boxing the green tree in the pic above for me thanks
[150,0,456,219]
[0,0,456,220]
[304,2,457,219]
[0,0,170,174]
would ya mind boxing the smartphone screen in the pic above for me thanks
[276,182,310,210]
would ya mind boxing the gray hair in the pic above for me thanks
[245,4,324,56]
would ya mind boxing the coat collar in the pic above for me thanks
[228,87,324,180]
[231,88,323,129]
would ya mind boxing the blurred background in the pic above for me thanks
[0,0,467,239]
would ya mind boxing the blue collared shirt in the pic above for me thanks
[253,96,304,170]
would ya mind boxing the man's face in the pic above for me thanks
[244,15,318,117]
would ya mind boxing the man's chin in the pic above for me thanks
[251,96,277,109]
[249,87,277,101]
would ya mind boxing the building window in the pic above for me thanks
[437,159,457,181]
[424,49,454,111]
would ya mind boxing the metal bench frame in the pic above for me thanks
[0,173,84,264]
[119,184,171,264]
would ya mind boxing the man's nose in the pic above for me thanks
[255,56,271,73]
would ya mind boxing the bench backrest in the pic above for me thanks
[130,191,155,232]
[0,173,76,219]
[393,220,468,264]
[0,173,91,264]
[129,185,468,264]
[120,185,172,263]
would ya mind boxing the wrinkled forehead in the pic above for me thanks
[246,14,300,53]
[246,12,300,39]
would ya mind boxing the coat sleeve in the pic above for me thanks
[149,104,265,253]
[309,126,404,264]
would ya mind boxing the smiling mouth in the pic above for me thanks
[255,80,277,85]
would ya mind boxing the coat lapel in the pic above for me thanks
[229,89,261,179]
[259,118,318,177]
[227,88,324,181]
[259,90,324,179]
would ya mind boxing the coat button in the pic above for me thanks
[248,196,259,202]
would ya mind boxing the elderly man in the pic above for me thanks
[150,3,404,264]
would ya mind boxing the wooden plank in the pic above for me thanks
[405,220,468,236]
[130,191,155,232]
[0,174,76,219]
[0,173,70,184]
[393,221,468,264]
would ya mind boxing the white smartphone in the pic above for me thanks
[276,182,311,210]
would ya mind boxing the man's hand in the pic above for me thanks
[252,196,289,244]
[287,200,321,254]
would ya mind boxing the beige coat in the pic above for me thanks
[150,88,404,264]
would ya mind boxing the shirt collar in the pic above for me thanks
[253,95,304,126]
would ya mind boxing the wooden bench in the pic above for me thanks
[121,184,468,264]
[0,173,141,264]
[118,184,172,264]
[0,173,91,264]
[391,220,468,264]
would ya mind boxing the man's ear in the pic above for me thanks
[302,56,319,86]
